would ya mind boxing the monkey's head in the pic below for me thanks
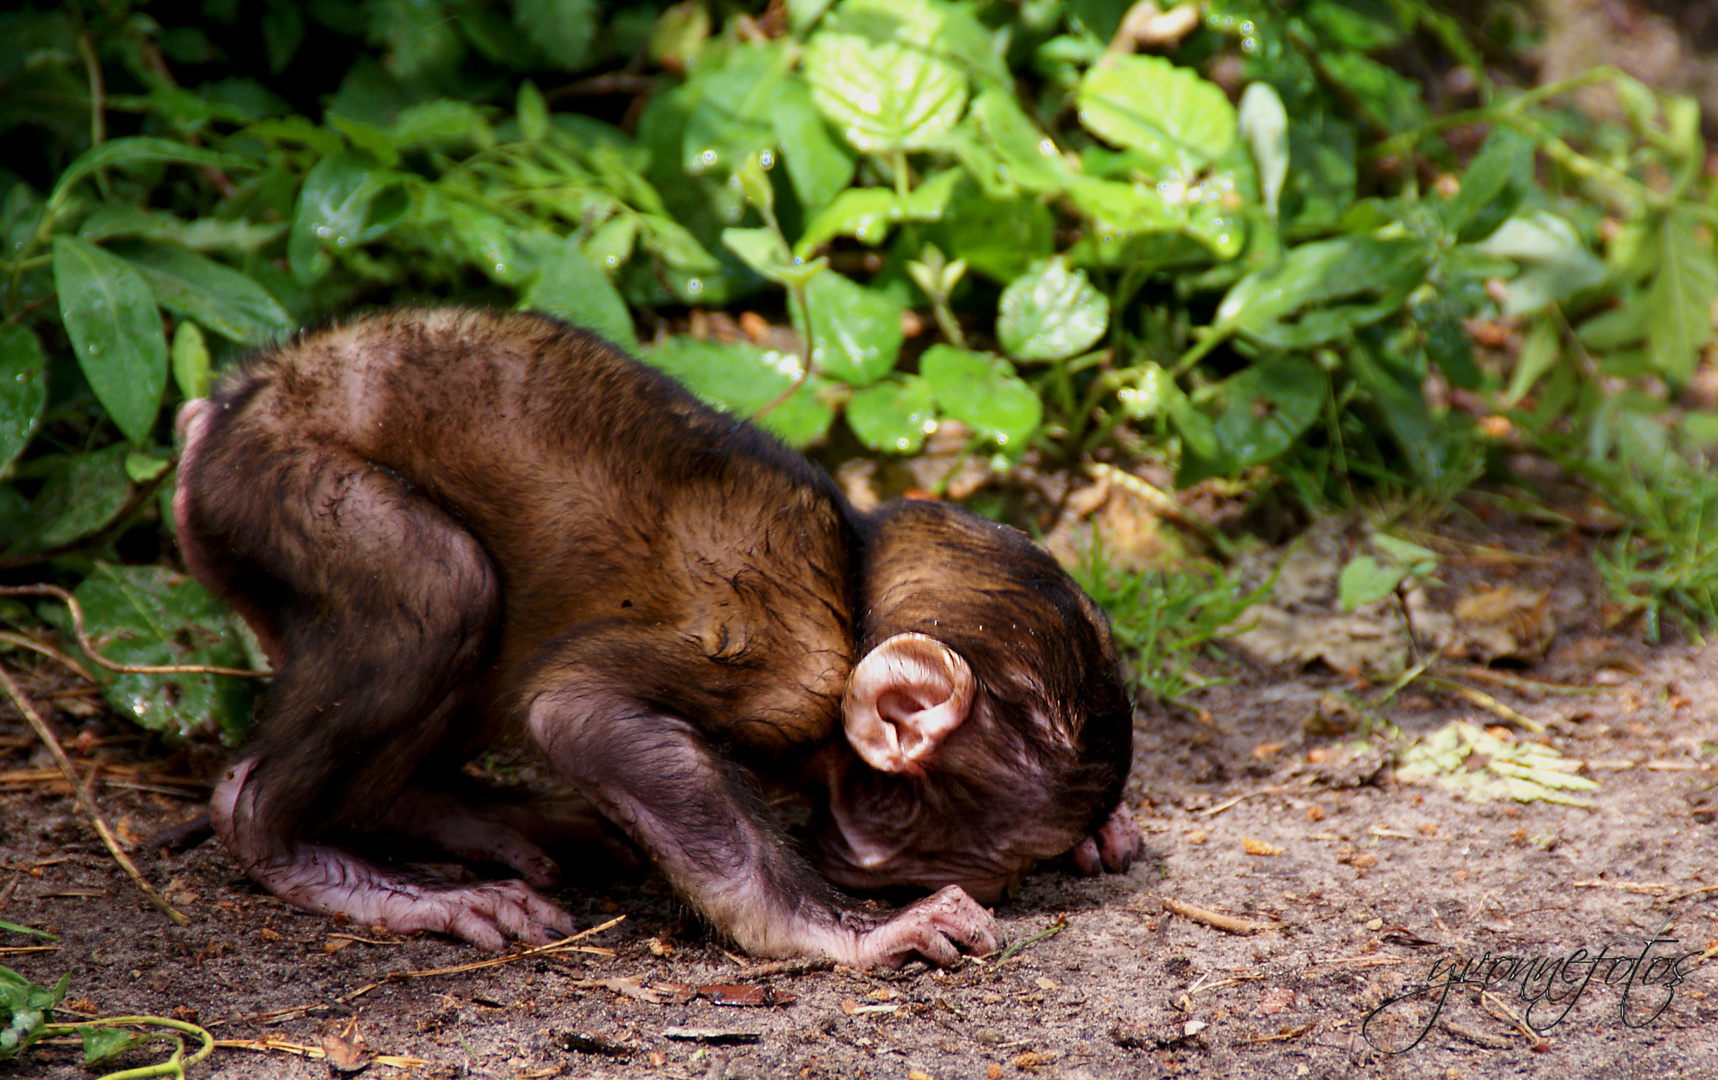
[810,500,1134,903]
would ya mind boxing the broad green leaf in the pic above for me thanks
[683,44,788,176]
[997,257,1109,362]
[171,320,211,401]
[1238,83,1288,218]
[287,153,400,285]
[1210,355,1323,468]
[113,241,291,345]
[1504,317,1560,406]
[52,237,168,444]
[803,26,968,153]
[584,214,639,271]
[1065,176,1177,237]
[1577,304,1646,350]
[1215,236,1426,349]
[919,344,1040,450]
[796,270,903,386]
[847,375,936,453]
[73,563,259,742]
[771,81,857,213]
[524,240,639,353]
[796,187,900,254]
[967,88,1068,195]
[921,182,1054,283]
[1076,55,1234,175]
[370,0,463,80]
[125,451,170,484]
[47,137,247,211]
[12,444,133,553]
[0,325,46,471]
[1338,555,1405,611]
[1284,111,1356,230]
[391,99,495,152]
[514,0,598,70]
[1473,212,1606,316]
[80,1027,146,1065]
[78,206,287,253]
[723,227,826,288]
[644,337,834,447]
[1372,534,1439,575]
[1647,209,1718,384]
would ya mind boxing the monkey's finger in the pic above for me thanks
[1096,803,1143,872]
[919,885,1000,956]
[1071,836,1104,876]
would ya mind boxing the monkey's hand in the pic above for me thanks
[842,885,999,970]
[1070,801,1142,876]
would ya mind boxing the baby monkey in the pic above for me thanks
[175,309,1141,968]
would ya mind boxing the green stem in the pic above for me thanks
[43,1016,214,1080]
[892,148,910,203]
[1170,328,1229,377]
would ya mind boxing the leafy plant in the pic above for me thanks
[1072,540,1270,704]
[4,0,1718,739]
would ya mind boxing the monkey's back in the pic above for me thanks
[179,309,855,751]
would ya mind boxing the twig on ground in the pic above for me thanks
[1421,676,1547,733]
[1571,880,1668,894]
[0,663,187,925]
[997,914,1068,961]
[738,956,836,978]
[1161,897,1273,935]
[0,584,267,678]
[215,1035,427,1069]
[1444,664,1606,697]
[0,630,94,682]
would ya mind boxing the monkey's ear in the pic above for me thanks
[843,633,975,774]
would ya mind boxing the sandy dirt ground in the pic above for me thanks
[4,514,1718,1080]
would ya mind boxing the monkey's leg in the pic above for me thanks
[196,453,575,949]
[530,684,998,968]
[376,782,642,884]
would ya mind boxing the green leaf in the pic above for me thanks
[12,444,133,553]
[0,325,46,472]
[996,257,1108,362]
[172,320,212,400]
[796,270,903,386]
[919,344,1040,450]
[1076,55,1235,175]
[847,375,936,453]
[1442,130,1532,242]
[682,44,788,176]
[1338,555,1405,611]
[1473,212,1607,316]
[771,81,857,213]
[637,215,721,273]
[370,0,463,80]
[1215,236,1426,349]
[74,563,258,742]
[796,187,899,254]
[287,153,400,285]
[124,451,170,484]
[524,239,639,353]
[80,1027,147,1065]
[966,88,1069,195]
[0,921,55,940]
[1647,209,1718,384]
[1372,534,1439,576]
[1210,355,1323,468]
[514,0,598,70]
[517,82,550,142]
[803,24,968,153]
[920,181,1054,283]
[1238,83,1288,218]
[644,336,834,447]
[112,241,291,345]
[47,137,247,211]
[1348,342,1453,482]
[1064,176,1177,238]
[51,237,168,444]
[1319,49,1427,133]
[1505,317,1560,406]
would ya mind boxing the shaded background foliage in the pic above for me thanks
[2,0,1717,743]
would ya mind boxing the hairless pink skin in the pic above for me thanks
[1070,803,1143,877]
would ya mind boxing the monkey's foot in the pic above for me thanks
[252,844,578,950]
[845,885,999,969]
[1071,801,1143,876]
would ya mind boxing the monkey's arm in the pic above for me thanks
[528,682,997,969]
